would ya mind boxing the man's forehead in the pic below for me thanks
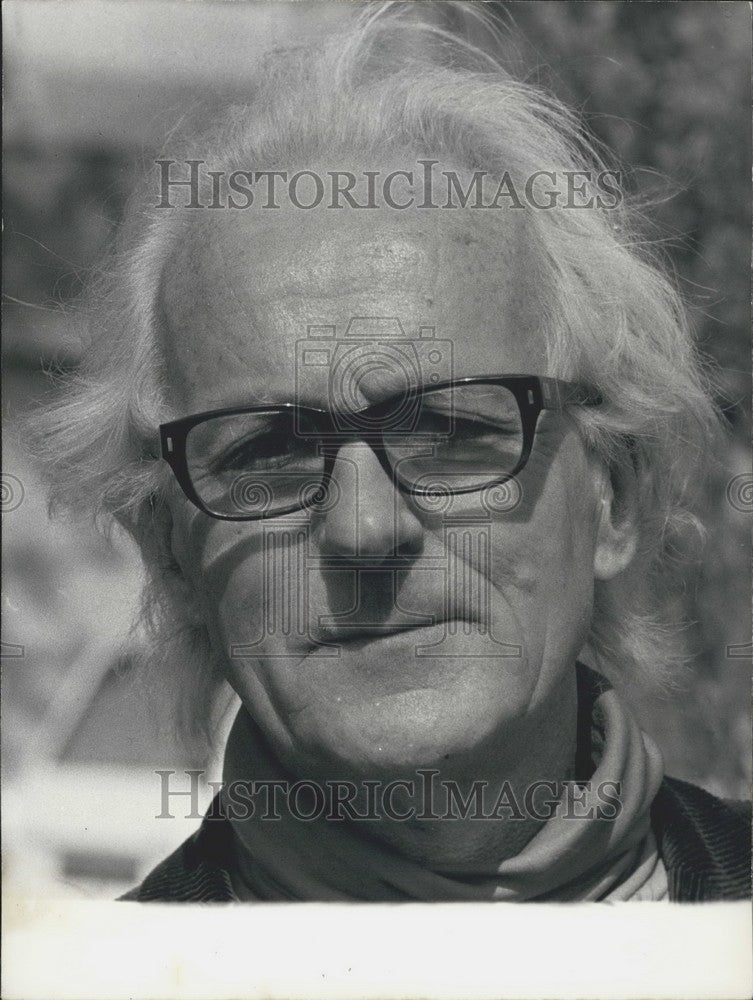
[157,198,551,409]
[161,195,544,306]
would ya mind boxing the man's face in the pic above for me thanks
[160,191,604,783]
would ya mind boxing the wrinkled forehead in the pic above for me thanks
[157,180,552,411]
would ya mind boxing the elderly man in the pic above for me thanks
[35,10,749,902]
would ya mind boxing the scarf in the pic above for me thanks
[222,664,667,901]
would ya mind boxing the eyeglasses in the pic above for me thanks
[159,375,598,521]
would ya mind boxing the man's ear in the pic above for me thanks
[593,456,640,581]
[142,492,200,603]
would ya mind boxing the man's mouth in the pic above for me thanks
[313,619,460,648]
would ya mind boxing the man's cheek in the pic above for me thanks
[213,561,265,653]
[485,493,593,618]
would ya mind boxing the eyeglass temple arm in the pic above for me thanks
[539,377,601,409]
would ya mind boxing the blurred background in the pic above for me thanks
[3,0,750,899]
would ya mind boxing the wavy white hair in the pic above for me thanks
[31,4,722,747]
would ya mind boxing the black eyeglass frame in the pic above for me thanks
[159,375,598,521]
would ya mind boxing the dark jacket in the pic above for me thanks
[121,776,751,903]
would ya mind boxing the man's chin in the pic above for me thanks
[267,629,534,778]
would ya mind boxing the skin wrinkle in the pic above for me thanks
[206,227,256,374]
[264,235,428,300]
[160,177,636,866]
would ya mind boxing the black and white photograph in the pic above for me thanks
[3,2,751,997]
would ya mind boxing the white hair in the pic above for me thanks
[30,4,723,747]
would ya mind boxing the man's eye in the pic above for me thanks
[451,415,518,440]
[212,430,295,473]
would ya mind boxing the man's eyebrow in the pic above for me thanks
[199,395,314,412]
[202,379,470,415]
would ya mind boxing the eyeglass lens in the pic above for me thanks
[184,383,524,517]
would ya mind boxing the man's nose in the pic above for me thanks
[318,441,424,561]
